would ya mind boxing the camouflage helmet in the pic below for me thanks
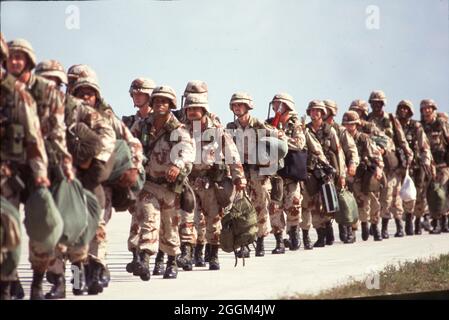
[67,64,98,82]
[149,85,177,109]
[368,90,387,104]
[7,38,37,69]
[349,99,369,116]
[271,93,295,111]
[71,76,101,98]
[229,92,254,110]
[420,99,437,111]
[183,80,208,96]
[342,111,361,125]
[306,100,327,116]
[35,60,68,85]
[183,93,209,113]
[129,77,156,96]
[396,100,414,117]
[323,99,338,116]
[0,33,9,61]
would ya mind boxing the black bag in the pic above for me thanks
[321,181,339,214]
[277,149,308,182]
[362,165,382,193]
[111,187,137,212]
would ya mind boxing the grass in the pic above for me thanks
[284,254,449,299]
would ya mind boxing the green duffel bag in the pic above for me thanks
[0,197,21,278]
[24,187,64,252]
[106,139,133,184]
[74,189,102,247]
[220,192,258,253]
[51,177,88,245]
[335,189,359,225]
[427,181,447,218]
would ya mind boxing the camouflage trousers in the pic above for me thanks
[1,187,20,280]
[352,178,381,224]
[194,211,207,245]
[380,171,404,220]
[29,240,55,273]
[301,187,331,229]
[191,178,225,245]
[179,209,196,245]
[88,186,110,267]
[269,177,302,234]
[247,168,272,237]
[47,243,89,275]
[133,181,181,256]
[432,166,449,217]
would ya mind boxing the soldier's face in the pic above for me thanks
[397,105,411,119]
[344,123,357,134]
[370,101,384,112]
[74,86,97,107]
[6,51,28,76]
[43,76,63,90]
[186,107,204,121]
[152,96,170,115]
[421,106,434,120]
[132,91,150,107]
[232,103,248,117]
[309,108,323,121]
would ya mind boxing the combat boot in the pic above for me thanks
[10,278,24,300]
[288,226,300,250]
[302,229,313,250]
[271,233,285,254]
[71,262,88,296]
[255,237,265,257]
[177,243,193,271]
[153,250,166,275]
[381,218,390,239]
[338,224,348,243]
[209,245,220,270]
[430,218,441,234]
[193,244,205,267]
[86,260,103,295]
[441,216,449,233]
[204,243,211,263]
[100,265,111,288]
[325,221,334,245]
[138,251,151,281]
[163,255,178,279]
[344,226,355,244]
[361,222,370,241]
[313,228,326,248]
[126,248,140,273]
[405,213,414,236]
[30,271,45,300]
[414,216,422,235]
[421,214,432,232]
[236,245,250,258]
[0,281,11,300]
[394,218,404,237]
[372,223,383,241]
[45,272,66,299]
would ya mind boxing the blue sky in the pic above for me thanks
[1,0,448,123]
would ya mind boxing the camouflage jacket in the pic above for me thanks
[306,122,346,178]
[65,94,116,163]
[266,112,305,151]
[352,131,384,169]
[96,98,144,170]
[330,121,359,167]
[421,116,449,166]
[401,119,432,168]
[186,115,245,184]
[26,74,72,173]
[135,113,195,181]
[1,73,48,180]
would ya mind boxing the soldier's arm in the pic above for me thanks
[330,127,347,179]
[221,128,246,185]
[305,129,328,164]
[288,120,306,150]
[170,126,196,175]
[340,128,360,167]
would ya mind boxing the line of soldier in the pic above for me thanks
[1,33,448,300]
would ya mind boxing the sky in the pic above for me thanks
[1,0,448,124]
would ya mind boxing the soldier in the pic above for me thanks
[132,85,195,279]
[123,77,155,130]
[367,90,413,239]
[395,100,433,235]
[226,92,274,257]
[7,38,75,299]
[303,100,346,247]
[265,93,305,253]
[324,100,359,243]
[1,33,49,300]
[349,99,382,136]
[184,93,246,269]
[420,99,449,233]
[342,111,384,241]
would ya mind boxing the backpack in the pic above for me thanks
[220,191,258,266]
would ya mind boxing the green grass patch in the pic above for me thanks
[284,254,449,299]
